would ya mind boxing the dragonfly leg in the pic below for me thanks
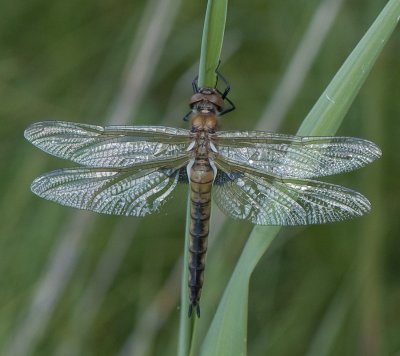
[182,76,199,121]
[215,64,230,99]
[183,110,192,122]
[219,94,235,116]
[192,75,199,93]
[215,62,236,115]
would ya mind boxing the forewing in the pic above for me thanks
[31,164,186,216]
[213,160,370,226]
[24,121,191,167]
[216,131,381,178]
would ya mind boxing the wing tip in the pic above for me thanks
[356,191,371,214]
[24,120,60,143]
[24,122,43,143]
[30,174,50,197]
[363,139,382,162]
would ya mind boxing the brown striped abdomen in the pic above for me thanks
[188,159,214,317]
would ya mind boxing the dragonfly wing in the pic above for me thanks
[24,121,191,167]
[31,163,187,216]
[216,131,381,178]
[213,158,371,226]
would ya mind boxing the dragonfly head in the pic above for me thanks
[189,88,224,115]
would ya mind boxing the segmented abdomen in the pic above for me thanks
[188,159,214,317]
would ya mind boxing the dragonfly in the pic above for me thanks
[24,79,381,317]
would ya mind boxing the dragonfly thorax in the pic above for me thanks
[188,114,218,160]
[190,113,218,133]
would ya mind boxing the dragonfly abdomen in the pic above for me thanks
[188,159,214,317]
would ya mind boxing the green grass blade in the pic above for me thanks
[201,1,400,354]
[179,1,228,355]
[200,227,279,356]
[178,197,194,356]
[198,0,228,88]
[298,0,400,136]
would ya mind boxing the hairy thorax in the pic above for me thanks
[189,114,218,160]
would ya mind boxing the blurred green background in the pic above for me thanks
[1,0,399,355]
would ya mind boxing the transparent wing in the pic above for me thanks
[213,159,371,226]
[24,121,191,168]
[31,160,188,216]
[216,131,381,178]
